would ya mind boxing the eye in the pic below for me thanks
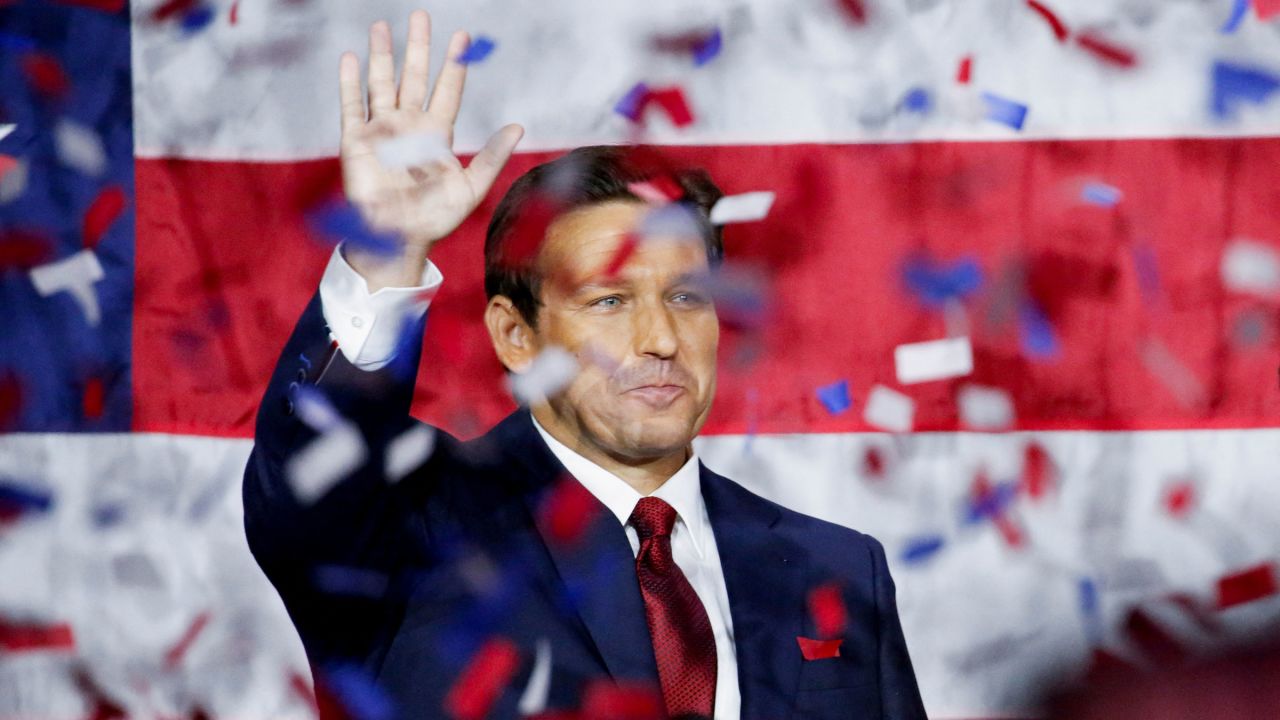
[671,291,708,305]
[592,295,622,308]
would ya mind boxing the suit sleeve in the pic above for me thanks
[869,536,928,719]
[242,285,446,674]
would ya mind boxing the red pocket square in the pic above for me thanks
[796,636,843,660]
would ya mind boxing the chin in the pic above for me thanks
[613,413,698,458]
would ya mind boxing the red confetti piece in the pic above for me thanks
[444,637,521,720]
[163,611,211,668]
[796,636,843,660]
[835,0,868,24]
[229,0,239,24]
[539,475,598,545]
[1025,0,1070,42]
[1021,441,1054,500]
[862,446,885,478]
[580,680,664,720]
[52,0,126,11]
[956,55,973,85]
[150,0,199,22]
[0,373,22,431]
[993,516,1024,548]
[500,194,562,269]
[1123,606,1186,666]
[1216,563,1278,610]
[82,377,105,420]
[83,185,126,249]
[1257,0,1280,20]
[0,619,75,652]
[627,175,683,204]
[1084,648,1140,685]
[21,52,70,98]
[1165,593,1221,634]
[1075,32,1137,68]
[645,86,695,128]
[807,583,848,638]
[0,229,53,270]
[1163,480,1195,519]
[601,232,641,278]
[0,154,18,181]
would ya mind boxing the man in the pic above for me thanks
[243,10,926,719]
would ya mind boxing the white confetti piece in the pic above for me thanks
[0,157,28,203]
[863,384,914,433]
[895,336,973,384]
[508,346,580,405]
[708,191,775,225]
[516,638,552,715]
[1221,239,1280,297]
[385,425,436,484]
[0,124,14,142]
[54,120,107,176]
[286,423,367,504]
[29,249,105,326]
[375,131,452,169]
[957,384,1015,431]
[290,385,341,433]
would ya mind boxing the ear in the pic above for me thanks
[484,295,539,372]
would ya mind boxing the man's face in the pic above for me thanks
[528,199,719,461]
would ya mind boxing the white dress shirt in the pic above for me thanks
[318,243,742,719]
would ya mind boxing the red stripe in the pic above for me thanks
[133,137,1280,439]
[0,620,75,652]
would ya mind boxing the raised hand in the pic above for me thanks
[338,11,523,285]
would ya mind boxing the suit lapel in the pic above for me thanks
[702,464,807,719]
[493,410,660,686]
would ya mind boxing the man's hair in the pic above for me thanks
[484,145,725,328]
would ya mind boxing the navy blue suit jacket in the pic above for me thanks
[243,292,927,719]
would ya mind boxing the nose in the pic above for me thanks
[633,300,679,360]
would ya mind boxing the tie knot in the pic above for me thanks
[629,497,677,541]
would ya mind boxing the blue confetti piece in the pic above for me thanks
[0,31,37,52]
[692,28,722,66]
[313,565,390,598]
[902,87,932,114]
[320,665,395,720]
[964,480,1019,525]
[307,199,402,256]
[901,535,945,565]
[455,35,496,64]
[902,254,984,307]
[614,82,650,122]
[1078,577,1103,644]
[1130,244,1161,302]
[180,4,216,34]
[298,352,312,370]
[1211,60,1280,120]
[1018,301,1060,359]
[1081,181,1122,207]
[1220,0,1249,34]
[0,480,54,518]
[981,92,1029,131]
[815,379,852,415]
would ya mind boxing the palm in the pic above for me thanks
[339,12,522,249]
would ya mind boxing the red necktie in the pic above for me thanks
[628,497,717,719]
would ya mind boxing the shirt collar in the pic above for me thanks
[530,413,709,559]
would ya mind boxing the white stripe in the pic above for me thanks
[5,427,1279,717]
[132,0,1280,160]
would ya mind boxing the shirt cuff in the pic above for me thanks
[318,243,444,371]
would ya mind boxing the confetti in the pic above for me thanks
[289,384,341,432]
[796,636,843,660]
[894,336,973,384]
[901,87,932,113]
[150,0,197,22]
[0,479,54,523]
[0,124,13,142]
[375,131,452,169]
[82,376,105,419]
[286,422,367,504]
[1078,578,1101,643]
[29,249,106,325]
[307,198,402,256]
[957,384,1014,430]
[691,28,722,66]
[444,637,521,720]
[1258,0,1280,21]
[901,535,945,565]
[863,385,914,433]
[516,638,552,716]
[163,611,211,669]
[0,618,75,652]
[1018,301,1060,359]
[835,0,868,25]
[807,583,849,638]
[601,232,641,278]
[456,35,496,64]
[1211,60,1280,121]
[1080,181,1122,207]
[956,55,973,84]
[815,379,852,415]
[180,3,215,34]
[229,0,238,24]
[385,424,436,484]
[539,475,598,545]
[981,92,1029,130]
[21,52,70,97]
[615,84,695,128]
[1025,0,1069,42]
[1122,606,1186,666]
[1220,0,1249,33]
[1221,239,1280,296]
[1020,441,1055,500]
[0,33,36,53]
[902,254,983,307]
[83,185,127,249]
[1075,33,1137,68]
[1163,479,1196,518]
[55,120,108,176]
[1216,563,1278,609]
[614,82,651,122]
[313,565,390,598]
[862,446,886,478]
[0,156,28,202]
[321,665,395,720]
[508,346,580,405]
[708,191,775,225]
[627,175,684,203]
[580,680,664,719]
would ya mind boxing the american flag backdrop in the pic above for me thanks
[3,0,1280,717]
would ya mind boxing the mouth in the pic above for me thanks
[623,384,686,408]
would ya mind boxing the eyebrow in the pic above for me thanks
[573,272,710,295]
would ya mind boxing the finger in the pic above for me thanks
[367,20,397,116]
[397,10,431,110]
[338,51,365,135]
[426,30,470,129]
[465,123,524,198]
